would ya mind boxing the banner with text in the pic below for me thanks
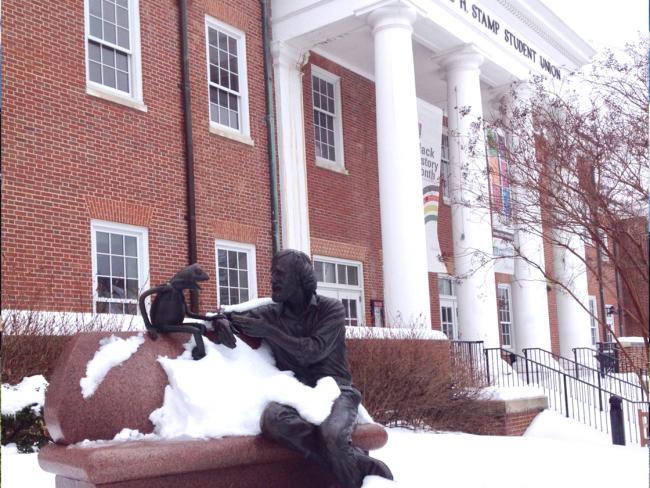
[417,99,447,274]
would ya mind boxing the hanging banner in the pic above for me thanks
[417,99,447,274]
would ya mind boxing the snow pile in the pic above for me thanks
[1,375,48,416]
[80,333,145,399]
[149,337,341,438]
[524,409,613,445]
[345,326,446,340]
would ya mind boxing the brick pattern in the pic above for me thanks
[619,345,648,374]
[1,0,272,312]
[302,53,383,325]
[477,409,542,437]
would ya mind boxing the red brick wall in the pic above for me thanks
[619,344,648,374]
[1,0,272,312]
[302,53,383,326]
[585,245,619,341]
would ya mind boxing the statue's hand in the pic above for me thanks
[213,318,237,349]
[230,313,271,338]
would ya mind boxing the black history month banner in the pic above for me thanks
[417,99,447,274]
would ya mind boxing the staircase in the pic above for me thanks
[451,341,649,445]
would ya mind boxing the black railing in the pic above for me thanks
[523,347,645,402]
[451,341,486,385]
[484,347,649,445]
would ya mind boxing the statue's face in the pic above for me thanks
[271,254,301,303]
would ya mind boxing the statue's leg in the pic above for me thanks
[260,402,322,462]
[319,388,393,488]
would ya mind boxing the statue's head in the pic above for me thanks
[170,263,209,291]
[271,249,317,303]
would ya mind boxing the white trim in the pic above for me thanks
[90,219,150,315]
[214,239,258,306]
[588,295,599,345]
[205,16,251,138]
[310,65,346,171]
[208,124,254,146]
[84,0,144,105]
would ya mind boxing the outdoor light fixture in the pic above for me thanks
[605,305,617,316]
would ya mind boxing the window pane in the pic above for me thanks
[90,16,102,38]
[219,287,229,306]
[238,252,247,270]
[116,6,129,28]
[111,256,124,277]
[347,266,358,286]
[229,288,238,305]
[97,254,110,275]
[124,235,137,256]
[109,302,124,314]
[219,268,228,286]
[229,269,238,287]
[96,301,109,313]
[97,276,111,297]
[230,73,239,92]
[89,41,102,62]
[228,251,237,267]
[104,21,116,44]
[103,65,116,88]
[89,61,102,83]
[208,28,219,47]
[240,289,249,302]
[323,262,335,283]
[228,37,237,55]
[110,233,123,254]
[238,270,247,288]
[111,277,125,298]
[349,300,357,319]
[116,0,128,7]
[218,249,227,267]
[125,257,138,278]
[210,64,219,84]
[125,303,137,315]
[218,32,227,50]
[102,46,115,67]
[90,0,102,16]
[117,27,130,49]
[97,231,110,252]
[126,279,138,299]
[337,264,347,285]
[229,55,238,74]
[116,71,129,92]
[314,261,323,282]
[103,0,115,22]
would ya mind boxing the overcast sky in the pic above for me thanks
[540,0,648,50]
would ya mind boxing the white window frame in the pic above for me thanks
[314,255,363,326]
[215,240,257,307]
[311,66,346,173]
[205,16,251,144]
[438,275,458,340]
[588,296,599,346]
[604,303,615,343]
[84,0,145,110]
[90,220,149,315]
[497,284,514,349]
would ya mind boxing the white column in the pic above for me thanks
[368,5,431,328]
[508,84,552,354]
[439,45,499,347]
[272,42,311,253]
[553,231,592,357]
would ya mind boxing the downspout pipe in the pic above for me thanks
[179,0,200,310]
[261,0,281,255]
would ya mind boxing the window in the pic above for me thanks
[91,221,149,315]
[206,17,250,137]
[314,257,363,326]
[311,67,345,170]
[486,129,511,222]
[497,284,513,348]
[604,304,615,344]
[438,275,458,340]
[215,241,257,306]
[440,133,450,202]
[85,0,142,101]
[588,296,599,345]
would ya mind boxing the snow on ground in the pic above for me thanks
[1,375,48,415]
[80,333,145,398]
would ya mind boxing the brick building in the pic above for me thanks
[5,0,630,359]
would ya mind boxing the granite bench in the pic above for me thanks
[38,332,388,488]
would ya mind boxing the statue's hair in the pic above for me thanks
[273,249,317,297]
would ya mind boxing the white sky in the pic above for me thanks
[541,0,649,50]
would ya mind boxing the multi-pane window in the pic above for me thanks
[440,133,450,201]
[438,276,457,339]
[312,67,344,168]
[486,129,511,221]
[497,285,513,348]
[92,222,148,315]
[206,18,248,134]
[314,257,363,326]
[86,0,138,95]
[216,241,256,306]
[588,296,599,345]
